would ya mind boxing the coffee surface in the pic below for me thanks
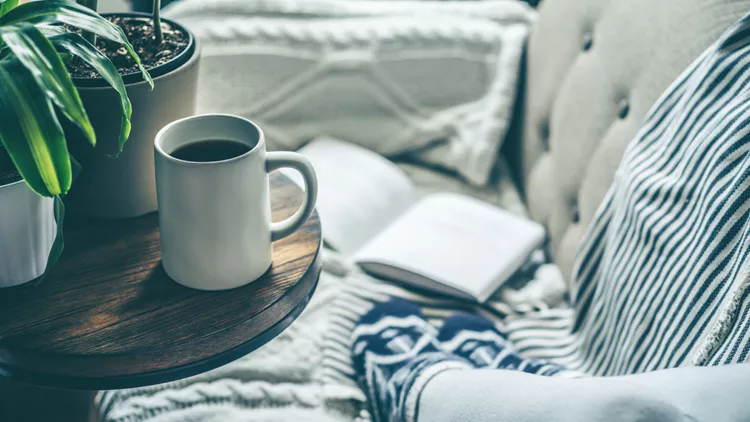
[171,140,251,162]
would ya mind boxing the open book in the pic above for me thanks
[281,138,545,303]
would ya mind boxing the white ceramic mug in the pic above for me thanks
[154,114,318,290]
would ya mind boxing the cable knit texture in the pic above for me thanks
[162,0,535,185]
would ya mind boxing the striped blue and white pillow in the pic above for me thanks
[568,12,750,374]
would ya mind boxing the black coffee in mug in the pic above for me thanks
[170,140,251,162]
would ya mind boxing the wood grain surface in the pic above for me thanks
[0,173,321,390]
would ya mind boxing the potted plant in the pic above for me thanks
[64,0,201,219]
[0,0,150,287]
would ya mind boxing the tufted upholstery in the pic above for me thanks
[504,0,750,281]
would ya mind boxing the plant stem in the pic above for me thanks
[82,29,96,46]
[153,0,162,44]
[78,0,99,46]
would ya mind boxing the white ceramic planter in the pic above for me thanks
[0,180,56,288]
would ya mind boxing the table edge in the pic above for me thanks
[0,258,321,390]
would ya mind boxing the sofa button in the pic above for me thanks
[618,99,630,119]
[582,33,593,51]
[571,202,580,223]
[540,121,550,149]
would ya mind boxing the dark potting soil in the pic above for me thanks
[66,16,189,79]
[0,169,20,186]
[0,149,21,186]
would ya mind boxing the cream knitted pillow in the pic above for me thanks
[164,0,535,185]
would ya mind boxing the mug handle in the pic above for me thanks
[266,152,318,241]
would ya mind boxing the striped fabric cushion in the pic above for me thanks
[567,13,750,374]
[322,10,750,391]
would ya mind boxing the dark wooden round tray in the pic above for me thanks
[0,173,321,390]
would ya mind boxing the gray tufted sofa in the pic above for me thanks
[504,0,750,282]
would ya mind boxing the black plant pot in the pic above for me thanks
[65,13,201,219]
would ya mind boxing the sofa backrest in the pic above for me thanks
[503,0,750,281]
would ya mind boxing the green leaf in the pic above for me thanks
[40,195,66,280]
[0,60,71,196]
[0,0,19,18]
[38,24,68,38]
[0,23,96,146]
[58,51,73,64]
[0,25,65,58]
[51,32,132,152]
[0,24,65,58]
[0,0,153,88]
